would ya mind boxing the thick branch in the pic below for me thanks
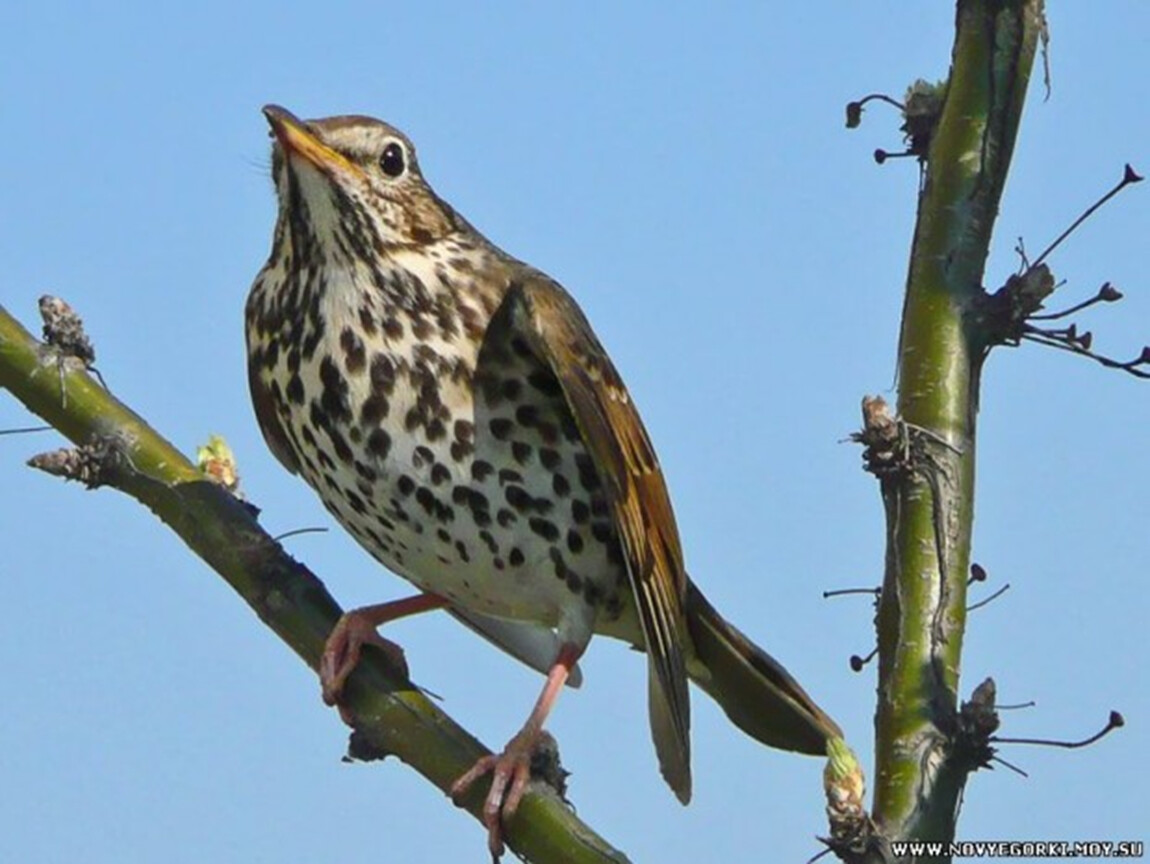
[0,302,629,864]
[873,0,1043,855]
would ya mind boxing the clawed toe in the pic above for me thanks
[450,735,539,860]
[320,613,409,705]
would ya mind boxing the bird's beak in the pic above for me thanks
[262,104,363,179]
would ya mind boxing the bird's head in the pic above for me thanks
[262,104,457,256]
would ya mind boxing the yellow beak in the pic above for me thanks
[262,104,363,179]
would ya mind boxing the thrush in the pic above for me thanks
[246,105,840,857]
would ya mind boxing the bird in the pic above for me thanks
[246,104,841,857]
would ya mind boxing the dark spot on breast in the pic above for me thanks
[382,316,404,339]
[454,419,474,442]
[436,527,451,543]
[309,400,331,432]
[552,474,570,497]
[319,355,352,423]
[489,418,513,440]
[454,540,470,562]
[404,407,424,432]
[370,354,397,395]
[511,441,532,464]
[358,306,377,335]
[508,547,525,567]
[566,530,584,555]
[571,499,591,524]
[501,378,522,401]
[431,463,451,486]
[328,427,353,464]
[471,460,494,482]
[354,460,377,481]
[497,508,517,527]
[361,393,389,426]
[539,448,561,470]
[426,418,447,441]
[340,327,366,374]
[527,369,563,398]
[498,468,522,486]
[412,317,433,340]
[560,414,581,442]
[415,487,436,514]
[478,530,499,554]
[286,374,305,405]
[529,517,559,542]
[515,404,540,427]
[397,475,415,496]
[606,540,624,565]
[505,485,531,513]
[575,453,602,492]
[413,445,434,468]
[346,490,367,514]
[365,428,392,461]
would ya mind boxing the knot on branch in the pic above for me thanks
[27,430,136,489]
[852,396,960,486]
[950,677,1001,773]
[39,295,96,368]
[852,396,902,478]
[846,79,947,165]
[973,165,1148,378]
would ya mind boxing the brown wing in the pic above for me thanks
[491,273,693,803]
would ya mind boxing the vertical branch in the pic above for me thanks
[872,0,1043,851]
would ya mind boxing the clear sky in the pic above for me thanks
[2,3,1147,862]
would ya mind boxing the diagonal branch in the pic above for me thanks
[0,301,630,864]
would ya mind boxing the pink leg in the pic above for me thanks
[450,642,582,860]
[320,593,448,705]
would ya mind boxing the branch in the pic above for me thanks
[871,0,1044,855]
[0,300,630,864]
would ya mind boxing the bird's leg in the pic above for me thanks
[321,592,448,705]
[450,642,582,860]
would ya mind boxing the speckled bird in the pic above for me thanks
[246,104,839,857]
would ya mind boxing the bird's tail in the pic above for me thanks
[685,581,841,755]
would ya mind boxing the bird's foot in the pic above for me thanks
[320,610,409,707]
[450,726,546,861]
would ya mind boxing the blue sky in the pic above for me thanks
[2,3,1147,861]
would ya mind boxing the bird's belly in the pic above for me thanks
[273,333,629,630]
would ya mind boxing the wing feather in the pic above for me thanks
[493,274,693,801]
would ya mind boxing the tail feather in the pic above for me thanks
[685,582,841,755]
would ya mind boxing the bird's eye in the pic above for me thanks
[379,141,406,178]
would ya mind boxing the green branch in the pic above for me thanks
[0,301,630,864]
[871,0,1044,855]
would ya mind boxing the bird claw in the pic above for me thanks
[320,611,409,706]
[450,730,540,861]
